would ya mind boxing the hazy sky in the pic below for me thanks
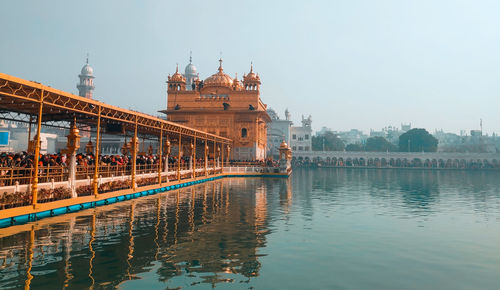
[1,0,499,134]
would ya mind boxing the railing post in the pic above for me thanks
[131,118,138,190]
[158,126,163,185]
[9,166,14,186]
[31,89,44,208]
[177,132,182,181]
[93,105,101,198]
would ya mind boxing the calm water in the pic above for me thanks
[0,169,499,289]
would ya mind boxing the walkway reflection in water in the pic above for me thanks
[0,178,289,289]
[1,169,500,289]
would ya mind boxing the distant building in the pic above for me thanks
[369,129,386,138]
[77,57,95,99]
[337,129,367,145]
[266,108,292,158]
[470,130,482,137]
[290,115,312,152]
[434,129,497,153]
[401,123,411,132]
[0,121,58,154]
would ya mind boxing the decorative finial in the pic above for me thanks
[86,53,89,64]
[189,51,192,64]
[250,61,253,73]
[218,58,223,72]
[234,72,238,80]
[175,63,179,73]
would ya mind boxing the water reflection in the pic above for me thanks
[0,178,291,289]
[295,168,500,217]
[0,170,499,289]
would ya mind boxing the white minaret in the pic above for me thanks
[77,57,95,99]
[184,51,198,90]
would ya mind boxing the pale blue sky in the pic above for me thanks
[1,0,499,134]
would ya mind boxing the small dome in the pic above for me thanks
[232,73,243,91]
[185,63,197,75]
[280,140,288,149]
[243,63,260,84]
[204,59,233,88]
[267,108,279,120]
[80,63,93,76]
[168,64,186,83]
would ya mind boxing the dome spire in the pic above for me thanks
[175,63,179,73]
[250,61,253,73]
[86,52,89,64]
[189,51,192,64]
[218,58,223,73]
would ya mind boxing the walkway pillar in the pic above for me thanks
[131,118,138,190]
[165,137,170,182]
[204,139,208,177]
[158,127,163,185]
[92,106,102,197]
[177,133,181,181]
[192,137,196,178]
[213,141,216,174]
[27,115,33,149]
[31,90,44,208]
[189,142,193,171]
[66,119,81,198]
[217,145,221,169]
[221,144,224,173]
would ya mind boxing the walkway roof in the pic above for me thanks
[0,73,231,144]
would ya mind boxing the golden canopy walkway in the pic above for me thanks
[0,72,232,209]
[0,73,231,143]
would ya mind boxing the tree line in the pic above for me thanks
[312,128,438,152]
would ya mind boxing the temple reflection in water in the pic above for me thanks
[0,178,292,289]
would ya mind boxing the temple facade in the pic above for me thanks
[162,59,270,160]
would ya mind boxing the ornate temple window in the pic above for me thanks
[241,128,248,138]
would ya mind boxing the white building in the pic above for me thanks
[0,121,58,153]
[290,115,312,152]
[266,108,292,158]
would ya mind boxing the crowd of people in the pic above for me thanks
[0,152,228,169]
[0,151,284,172]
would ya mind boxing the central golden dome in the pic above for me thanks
[204,59,233,88]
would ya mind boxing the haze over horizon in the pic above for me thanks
[1,0,499,135]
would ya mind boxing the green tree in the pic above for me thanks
[399,128,438,152]
[365,137,397,152]
[312,131,345,151]
[345,143,364,151]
